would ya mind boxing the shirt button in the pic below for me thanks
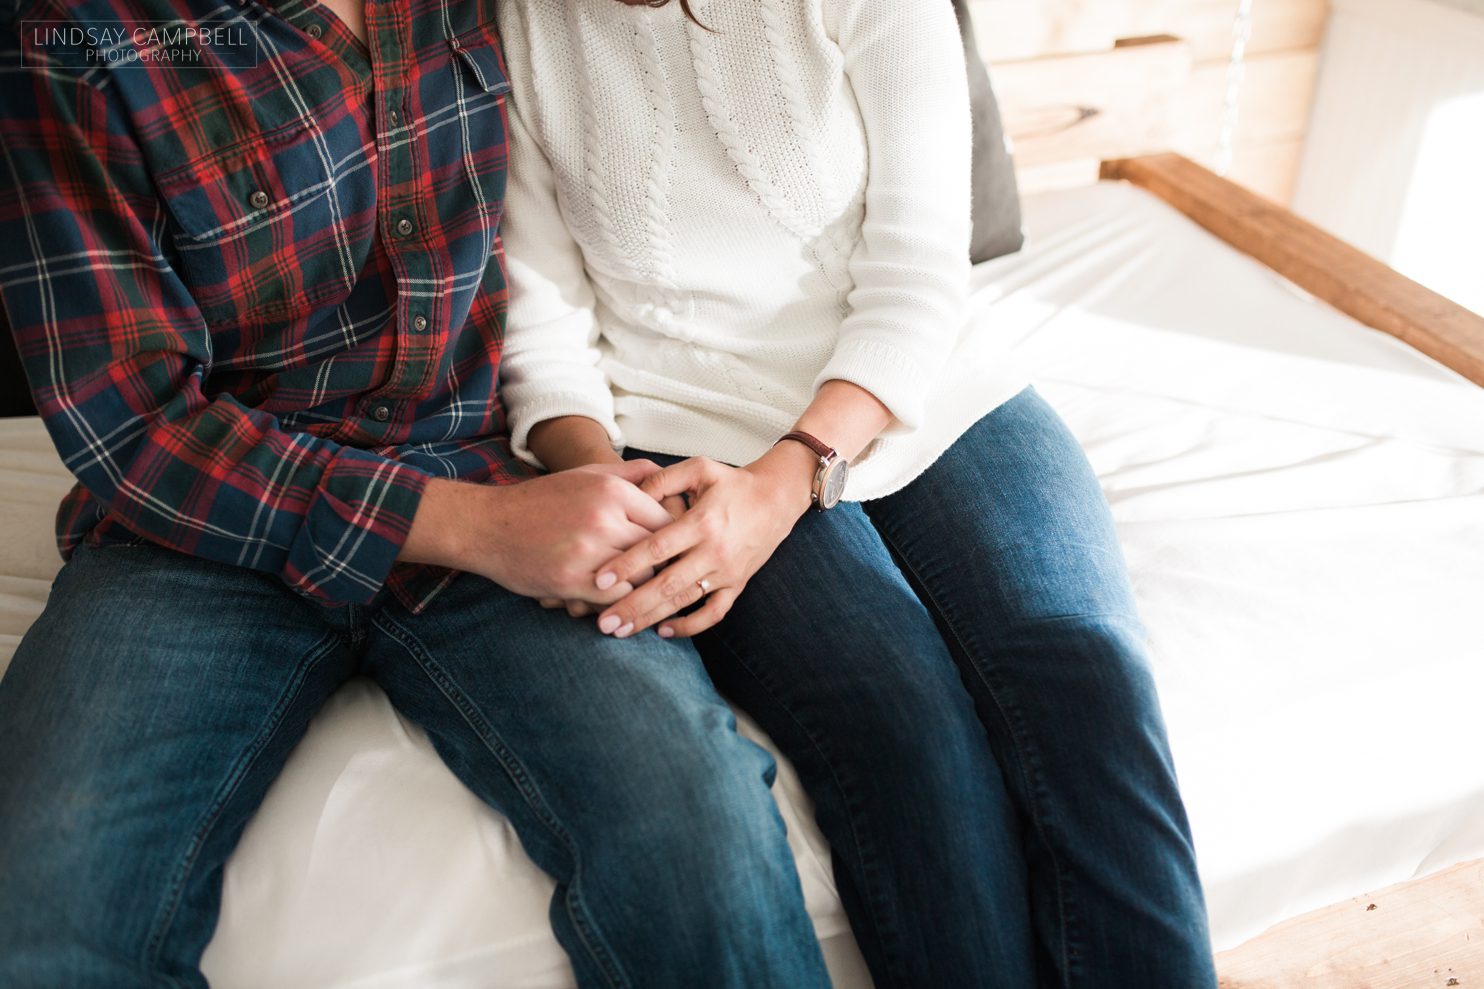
[306,22,322,39]
[411,314,429,332]
[248,190,269,209]
[395,217,414,238]
[370,403,391,422]
[388,108,400,125]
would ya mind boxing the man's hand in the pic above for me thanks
[523,416,686,617]
[400,460,673,604]
[536,483,685,618]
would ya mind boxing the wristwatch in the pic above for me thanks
[776,431,849,511]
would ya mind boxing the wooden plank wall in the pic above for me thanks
[969,0,1329,203]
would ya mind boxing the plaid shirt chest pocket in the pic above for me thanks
[155,116,372,329]
[444,27,512,225]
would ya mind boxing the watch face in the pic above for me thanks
[819,459,848,509]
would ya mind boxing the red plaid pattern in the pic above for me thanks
[0,0,534,609]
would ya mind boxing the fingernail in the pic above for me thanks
[616,623,634,638]
[595,571,617,590]
[658,626,674,638]
[598,615,621,634]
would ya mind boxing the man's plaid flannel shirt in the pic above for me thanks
[0,0,535,610]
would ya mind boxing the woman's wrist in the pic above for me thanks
[745,442,819,518]
[528,416,623,472]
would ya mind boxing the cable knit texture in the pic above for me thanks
[497,0,1026,500]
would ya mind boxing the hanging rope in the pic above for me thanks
[1216,0,1256,175]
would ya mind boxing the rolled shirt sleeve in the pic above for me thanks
[0,48,431,606]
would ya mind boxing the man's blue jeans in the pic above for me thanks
[0,546,832,987]
[634,386,1219,989]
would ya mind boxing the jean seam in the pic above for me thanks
[701,630,909,989]
[868,519,1086,988]
[144,629,346,978]
[371,612,628,989]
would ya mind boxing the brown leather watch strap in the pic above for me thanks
[776,430,835,460]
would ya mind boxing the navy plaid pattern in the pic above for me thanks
[0,0,533,609]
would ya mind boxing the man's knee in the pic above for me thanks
[568,698,790,898]
[0,806,162,989]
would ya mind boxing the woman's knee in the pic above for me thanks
[1023,612,1155,692]
[981,612,1172,763]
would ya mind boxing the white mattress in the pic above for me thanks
[2,180,1482,985]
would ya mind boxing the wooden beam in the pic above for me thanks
[1217,858,1484,988]
[1100,153,1484,386]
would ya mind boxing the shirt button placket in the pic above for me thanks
[379,26,434,399]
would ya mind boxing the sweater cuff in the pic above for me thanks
[508,390,624,469]
[815,336,936,431]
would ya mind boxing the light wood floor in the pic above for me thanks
[1217,859,1484,988]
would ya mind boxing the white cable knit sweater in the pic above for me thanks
[497,0,1026,500]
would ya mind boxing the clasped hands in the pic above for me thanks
[534,444,817,639]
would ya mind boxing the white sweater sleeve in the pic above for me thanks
[499,89,624,469]
[816,0,974,431]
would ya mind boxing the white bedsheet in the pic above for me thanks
[2,180,1482,985]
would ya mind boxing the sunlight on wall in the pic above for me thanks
[1392,91,1484,317]
[1294,0,1484,316]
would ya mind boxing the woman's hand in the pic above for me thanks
[591,441,820,638]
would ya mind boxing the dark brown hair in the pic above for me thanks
[617,0,707,28]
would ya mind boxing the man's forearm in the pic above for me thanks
[403,417,629,572]
[399,477,490,570]
[395,461,672,604]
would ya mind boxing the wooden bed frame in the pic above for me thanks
[1101,153,1484,387]
[1215,858,1484,989]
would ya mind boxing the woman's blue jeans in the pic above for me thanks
[634,385,1218,989]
